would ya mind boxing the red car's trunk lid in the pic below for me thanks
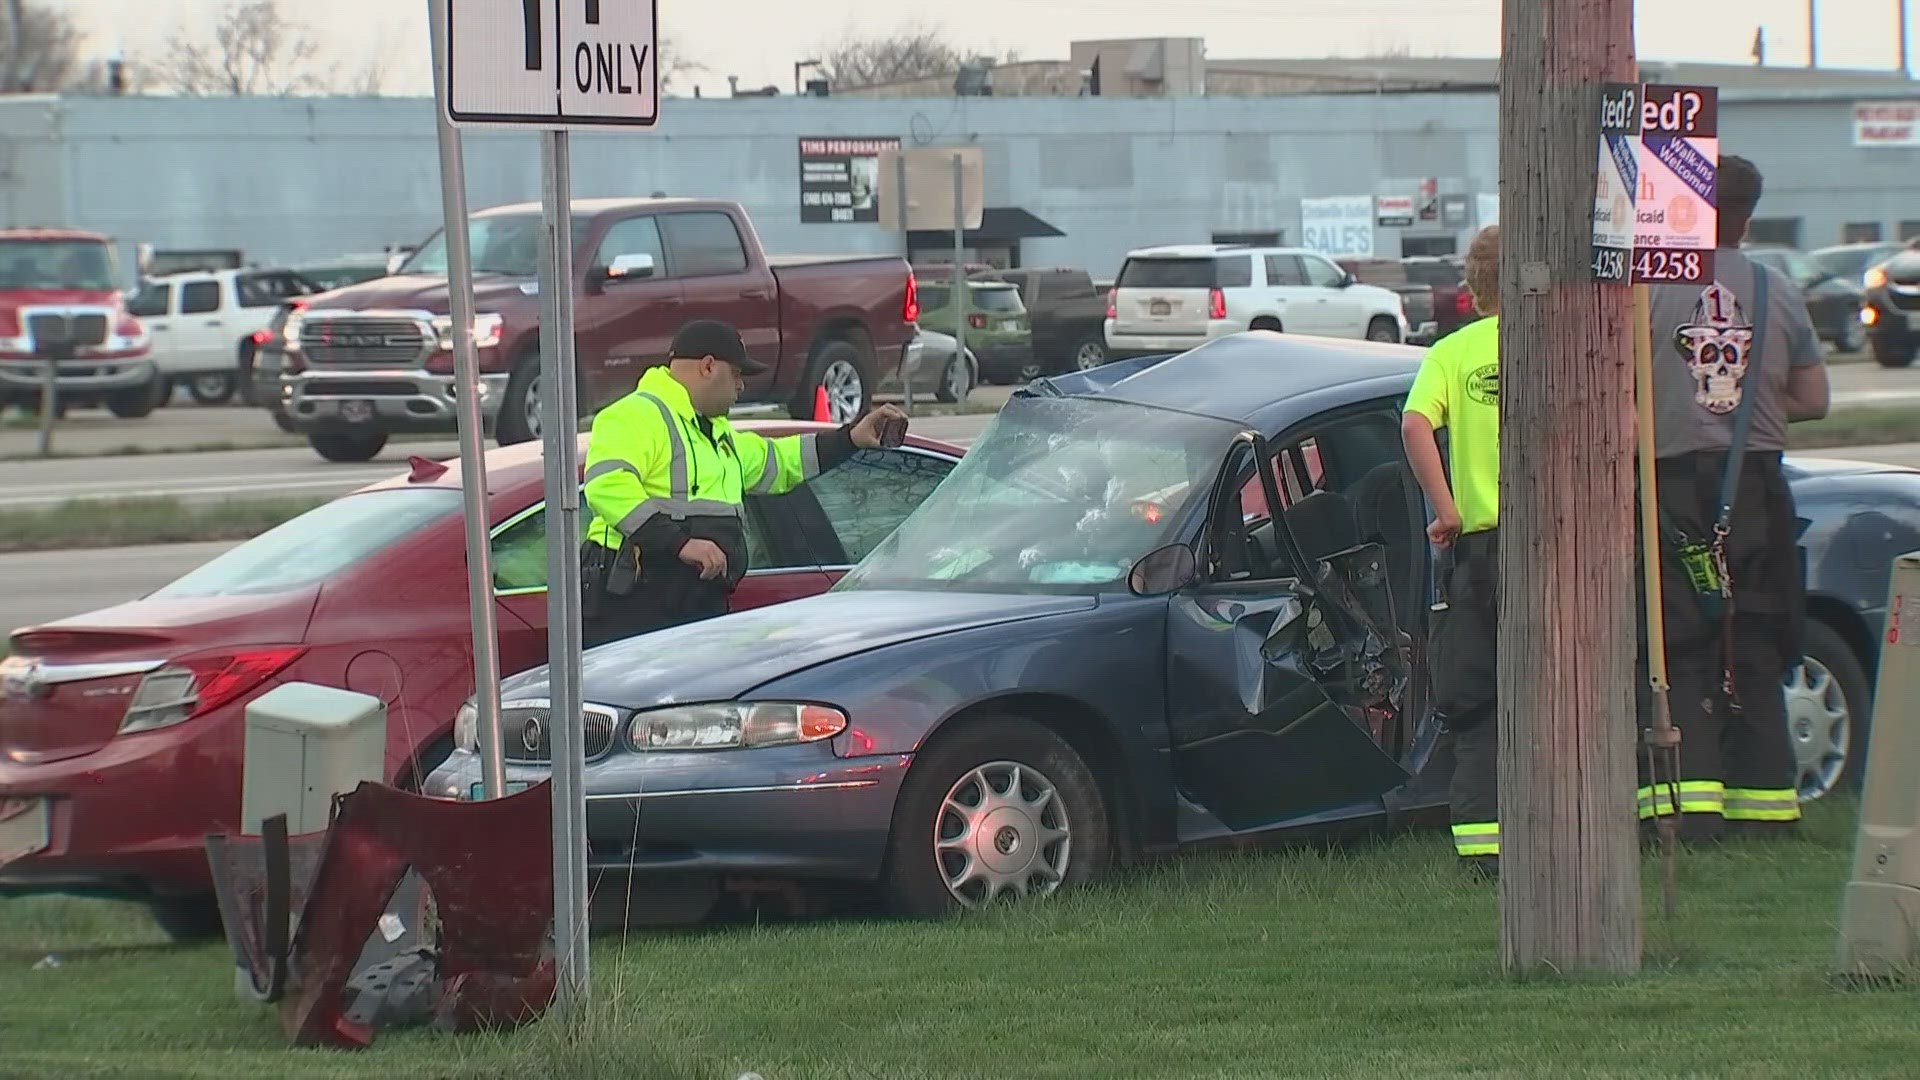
[1,591,317,765]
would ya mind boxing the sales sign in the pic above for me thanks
[798,137,900,224]
[445,0,660,129]
[1591,82,1718,285]
[1300,196,1376,258]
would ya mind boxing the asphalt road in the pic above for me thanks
[2,541,236,638]
[0,412,995,510]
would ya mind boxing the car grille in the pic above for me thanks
[24,310,111,350]
[301,317,430,367]
[502,703,619,763]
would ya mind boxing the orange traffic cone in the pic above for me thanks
[812,385,831,423]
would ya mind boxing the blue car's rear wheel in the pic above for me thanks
[881,716,1109,916]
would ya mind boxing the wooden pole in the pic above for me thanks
[1496,0,1643,976]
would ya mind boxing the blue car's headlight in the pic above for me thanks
[627,702,847,752]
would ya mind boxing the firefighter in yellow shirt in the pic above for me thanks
[1400,225,1503,877]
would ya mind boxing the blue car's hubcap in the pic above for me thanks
[935,761,1072,908]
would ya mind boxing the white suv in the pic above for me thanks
[125,268,318,404]
[1104,244,1409,357]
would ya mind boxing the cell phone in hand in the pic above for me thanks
[877,413,908,448]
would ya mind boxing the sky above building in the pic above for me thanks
[64,0,1915,100]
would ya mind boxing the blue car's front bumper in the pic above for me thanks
[424,744,913,882]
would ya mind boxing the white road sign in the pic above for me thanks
[446,0,659,128]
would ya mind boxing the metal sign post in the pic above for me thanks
[36,360,55,456]
[442,0,661,1013]
[951,153,966,375]
[427,0,508,803]
[536,129,590,1004]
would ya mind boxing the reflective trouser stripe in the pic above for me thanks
[1723,787,1802,822]
[1636,780,1725,819]
[1452,821,1499,856]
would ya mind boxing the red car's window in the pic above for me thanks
[151,489,463,599]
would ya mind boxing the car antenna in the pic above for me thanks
[407,455,451,483]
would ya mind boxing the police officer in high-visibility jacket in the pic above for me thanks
[580,319,908,648]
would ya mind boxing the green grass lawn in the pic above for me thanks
[3,799,1912,1079]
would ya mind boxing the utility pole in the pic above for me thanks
[1496,0,1643,976]
[1901,0,1910,76]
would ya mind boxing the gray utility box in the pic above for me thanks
[241,682,387,836]
[1836,551,1920,978]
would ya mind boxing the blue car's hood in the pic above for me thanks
[502,590,1096,709]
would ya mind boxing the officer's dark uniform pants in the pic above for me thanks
[1431,528,1500,869]
[1635,451,1803,841]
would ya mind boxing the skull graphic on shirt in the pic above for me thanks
[1672,281,1753,416]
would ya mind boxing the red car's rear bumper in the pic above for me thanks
[0,709,240,897]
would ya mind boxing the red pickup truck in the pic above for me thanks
[276,198,918,462]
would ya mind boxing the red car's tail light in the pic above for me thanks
[1106,288,1117,320]
[1454,289,1475,317]
[1208,287,1227,320]
[968,313,987,329]
[903,273,920,324]
[250,329,273,346]
[119,646,305,735]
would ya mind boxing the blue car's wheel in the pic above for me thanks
[882,716,1109,916]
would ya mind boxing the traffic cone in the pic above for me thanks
[812,385,831,423]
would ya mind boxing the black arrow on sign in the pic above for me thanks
[522,0,541,70]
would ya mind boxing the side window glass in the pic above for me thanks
[1302,257,1346,288]
[659,212,749,277]
[1265,255,1307,287]
[1215,255,1253,288]
[491,507,548,592]
[741,499,777,569]
[593,216,668,277]
[128,282,170,318]
[180,281,221,315]
[799,449,957,565]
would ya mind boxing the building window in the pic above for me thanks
[1747,218,1802,247]
[1900,221,1920,242]
[1213,231,1281,247]
[1843,222,1884,244]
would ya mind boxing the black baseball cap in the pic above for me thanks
[669,319,767,376]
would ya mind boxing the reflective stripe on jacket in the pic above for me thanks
[583,367,821,555]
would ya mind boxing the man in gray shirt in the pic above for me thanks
[1641,154,1830,842]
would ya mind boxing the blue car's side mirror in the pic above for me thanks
[1129,543,1198,597]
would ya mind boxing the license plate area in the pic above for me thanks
[340,399,375,423]
[0,797,50,867]
[1149,300,1173,317]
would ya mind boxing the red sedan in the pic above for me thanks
[0,423,963,938]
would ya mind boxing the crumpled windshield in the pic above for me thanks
[838,396,1241,594]
[401,215,590,279]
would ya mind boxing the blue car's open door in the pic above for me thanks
[1164,434,1416,834]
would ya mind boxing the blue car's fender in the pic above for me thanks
[748,593,1184,857]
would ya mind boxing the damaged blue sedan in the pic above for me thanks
[426,331,1915,919]
[429,332,1446,916]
